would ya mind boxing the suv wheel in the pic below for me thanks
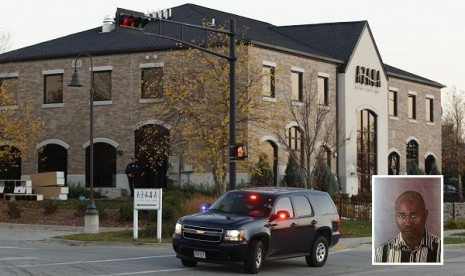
[181,258,198,267]
[244,240,264,274]
[306,236,328,267]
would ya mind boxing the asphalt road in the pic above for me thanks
[0,224,464,276]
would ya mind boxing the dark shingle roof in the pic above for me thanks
[384,64,445,88]
[273,21,368,62]
[0,3,443,87]
[0,4,337,63]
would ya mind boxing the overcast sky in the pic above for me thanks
[2,0,464,96]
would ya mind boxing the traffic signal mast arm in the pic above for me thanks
[116,8,239,190]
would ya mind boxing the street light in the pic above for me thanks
[68,53,99,233]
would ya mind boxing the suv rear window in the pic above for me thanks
[309,194,337,215]
[293,195,313,217]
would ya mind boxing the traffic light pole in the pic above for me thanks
[137,16,238,191]
[229,20,237,190]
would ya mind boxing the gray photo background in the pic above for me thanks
[372,176,443,249]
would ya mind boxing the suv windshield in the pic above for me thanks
[209,191,273,217]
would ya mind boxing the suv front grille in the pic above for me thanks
[182,225,223,242]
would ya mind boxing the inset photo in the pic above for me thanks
[372,175,443,265]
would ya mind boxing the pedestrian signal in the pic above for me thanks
[232,144,248,160]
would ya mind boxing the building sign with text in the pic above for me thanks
[134,188,161,210]
[355,66,381,87]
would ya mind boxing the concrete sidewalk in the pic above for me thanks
[0,223,463,249]
[0,223,128,242]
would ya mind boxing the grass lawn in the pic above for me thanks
[340,219,372,238]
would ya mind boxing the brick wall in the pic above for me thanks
[387,77,442,174]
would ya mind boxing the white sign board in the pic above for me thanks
[133,188,163,242]
[134,188,161,210]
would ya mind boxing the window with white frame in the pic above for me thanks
[141,63,164,99]
[288,126,303,161]
[262,62,275,98]
[44,72,63,104]
[0,76,18,106]
[93,70,112,101]
[408,93,416,120]
[426,96,434,123]
[291,69,303,101]
[388,89,398,117]
[317,74,329,105]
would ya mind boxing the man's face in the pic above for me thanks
[395,196,428,241]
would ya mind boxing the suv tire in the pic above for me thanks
[181,258,198,267]
[306,236,328,267]
[244,240,264,274]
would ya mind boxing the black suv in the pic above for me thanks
[172,187,340,273]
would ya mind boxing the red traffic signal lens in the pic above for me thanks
[121,15,135,27]
[119,14,149,29]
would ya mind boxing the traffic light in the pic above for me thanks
[116,9,150,30]
[232,144,248,160]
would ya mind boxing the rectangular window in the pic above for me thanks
[291,71,303,101]
[0,77,18,106]
[93,71,112,101]
[426,97,434,122]
[388,90,398,116]
[141,67,163,99]
[408,94,416,120]
[44,74,63,104]
[317,76,328,105]
[262,65,275,98]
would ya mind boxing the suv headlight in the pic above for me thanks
[175,223,182,235]
[224,229,245,241]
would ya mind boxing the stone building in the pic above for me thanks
[0,4,443,196]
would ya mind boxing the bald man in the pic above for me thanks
[374,191,441,263]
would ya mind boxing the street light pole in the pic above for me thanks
[68,53,99,233]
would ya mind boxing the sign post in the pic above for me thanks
[133,188,163,242]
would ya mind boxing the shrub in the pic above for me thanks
[250,153,273,187]
[445,219,465,230]
[68,182,106,199]
[118,204,133,222]
[427,163,441,175]
[98,206,108,220]
[407,163,426,175]
[42,200,58,215]
[314,160,339,195]
[7,202,23,219]
[74,203,87,217]
[172,194,217,221]
[282,152,306,188]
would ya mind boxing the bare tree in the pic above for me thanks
[149,29,265,195]
[442,87,465,201]
[0,31,11,54]
[273,71,344,189]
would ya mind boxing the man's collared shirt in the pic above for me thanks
[375,230,441,263]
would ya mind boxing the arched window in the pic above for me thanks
[0,145,21,180]
[288,126,303,161]
[135,124,170,188]
[357,109,377,193]
[425,155,437,174]
[406,140,419,173]
[86,142,116,187]
[38,144,68,182]
[388,152,400,175]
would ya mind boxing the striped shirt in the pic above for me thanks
[375,230,441,263]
